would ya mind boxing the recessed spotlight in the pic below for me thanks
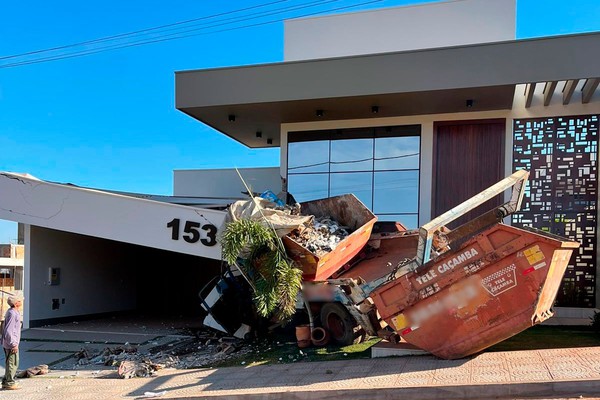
[371,106,379,114]
[466,99,474,108]
[228,114,236,122]
[267,138,273,145]
[316,109,324,117]
[256,131,262,138]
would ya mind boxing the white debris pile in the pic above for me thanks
[288,216,350,256]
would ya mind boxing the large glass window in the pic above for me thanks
[287,126,420,228]
[330,172,373,209]
[288,140,329,173]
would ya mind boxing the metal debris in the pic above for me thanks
[289,216,349,256]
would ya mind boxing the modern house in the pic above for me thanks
[0,0,598,328]
[176,0,600,314]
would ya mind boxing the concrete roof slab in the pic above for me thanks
[175,32,600,147]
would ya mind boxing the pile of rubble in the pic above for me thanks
[75,345,141,368]
[177,336,253,368]
[72,333,252,377]
[289,216,349,256]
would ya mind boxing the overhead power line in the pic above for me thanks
[0,0,288,61]
[0,0,383,69]
[1,0,339,68]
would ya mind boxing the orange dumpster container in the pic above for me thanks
[282,194,377,281]
[370,223,579,359]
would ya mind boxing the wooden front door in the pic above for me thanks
[433,119,505,228]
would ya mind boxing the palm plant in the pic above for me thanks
[221,218,302,322]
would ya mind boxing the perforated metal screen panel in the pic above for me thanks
[513,115,598,307]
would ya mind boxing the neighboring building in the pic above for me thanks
[175,0,600,314]
[0,244,24,290]
[0,244,24,319]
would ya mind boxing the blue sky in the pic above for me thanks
[1,0,600,243]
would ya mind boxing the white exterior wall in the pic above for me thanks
[23,224,31,329]
[27,226,137,324]
[284,0,515,61]
[174,167,282,197]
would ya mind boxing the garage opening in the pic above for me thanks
[27,226,222,328]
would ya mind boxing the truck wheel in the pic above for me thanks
[320,303,364,346]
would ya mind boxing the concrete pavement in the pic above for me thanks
[1,346,599,399]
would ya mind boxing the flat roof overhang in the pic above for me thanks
[175,32,600,148]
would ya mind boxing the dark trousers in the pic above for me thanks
[2,348,18,387]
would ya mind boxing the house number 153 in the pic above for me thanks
[166,218,217,246]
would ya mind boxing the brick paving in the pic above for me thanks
[2,346,600,399]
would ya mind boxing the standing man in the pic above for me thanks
[1,292,23,390]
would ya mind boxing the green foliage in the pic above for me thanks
[221,219,302,322]
[487,325,600,352]
[210,335,381,368]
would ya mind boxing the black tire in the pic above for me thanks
[320,302,364,346]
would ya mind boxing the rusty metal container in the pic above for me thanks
[282,194,377,281]
[370,223,579,359]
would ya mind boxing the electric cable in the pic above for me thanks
[1,0,337,67]
[0,0,289,61]
[0,0,382,69]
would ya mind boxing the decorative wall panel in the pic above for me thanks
[513,115,598,307]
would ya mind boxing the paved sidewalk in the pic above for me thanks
[2,346,600,399]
